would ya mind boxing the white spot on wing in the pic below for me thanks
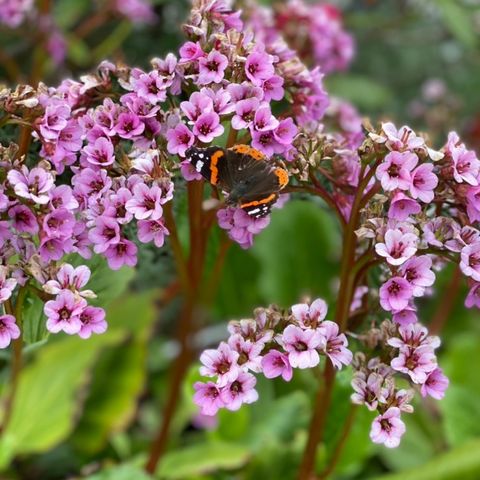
[195,160,204,172]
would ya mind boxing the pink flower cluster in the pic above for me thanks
[0,0,32,28]
[194,299,352,415]
[351,321,447,448]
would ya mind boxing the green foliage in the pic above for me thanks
[85,463,153,480]
[22,291,49,345]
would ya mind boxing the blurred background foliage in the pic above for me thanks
[1,0,480,479]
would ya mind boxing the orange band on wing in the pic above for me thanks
[210,150,224,185]
[240,193,276,208]
[274,168,289,189]
[230,144,265,161]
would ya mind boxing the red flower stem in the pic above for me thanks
[298,164,371,479]
[318,405,358,479]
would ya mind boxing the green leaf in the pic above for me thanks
[252,200,340,306]
[22,291,49,345]
[325,74,393,110]
[53,0,90,29]
[71,338,147,454]
[85,463,153,480]
[0,331,123,468]
[372,439,480,480]
[156,442,251,479]
[435,0,477,49]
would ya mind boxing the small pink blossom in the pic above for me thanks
[420,368,449,400]
[460,242,480,282]
[137,219,169,247]
[125,183,165,221]
[166,123,194,156]
[0,315,21,349]
[391,345,437,384]
[104,239,138,270]
[78,306,107,339]
[388,192,421,221]
[317,320,352,369]
[197,50,228,85]
[351,372,384,411]
[7,166,54,204]
[375,229,418,266]
[375,151,418,191]
[291,298,327,329]
[370,407,406,448]
[282,325,323,369]
[465,282,480,308]
[44,290,86,335]
[220,372,259,411]
[379,277,414,312]
[193,111,224,143]
[83,137,115,167]
[409,163,438,203]
[400,255,435,297]
[200,342,240,387]
[451,146,479,186]
[193,381,224,416]
[261,350,293,381]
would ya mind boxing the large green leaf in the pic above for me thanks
[0,331,123,468]
[252,200,340,306]
[156,442,251,479]
[372,439,480,480]
[435,0,477,49]
[86,463,153,480]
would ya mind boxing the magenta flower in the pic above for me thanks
[375,229,418,266]
[43,264,91,296]
[49,185,79,210]
[44,290,86,335]
[251,130,282,157]
[39,102,70,140]
[253,105,279,132]
[245,50,275,86]
[115,112,145,139]
[375,151,418,191]
[181,92,214,122]
[291,298,328,329]
[380,122,425,151]
[465,282,480,308]
[104,239,138,270]
[466,186,480,223]
[391,345,437,384]
[460,243,480,281]
[451,147,479,186]
[392,308,418,326]
[351,372,384,411]
[231,98,260,130]
[193,111,224,143]
[379,277,414,312]
[166,123,194,156]
[8,205,39,234]
[197,50,228,85]
[220,372,259,411]
[78,306,107,339]
[261,350,293,381]
[180,160,203,181]
[134,70,168,104]
[72,168,112,200]
[83,137,115,167]
[193,381,224,416]
[228,334,263,372]
[202,87,234,115]
[43,208,75,240]
[39,237,73,262]
[137,219,169,248]
[388,323,440,351]
[179,41,204,62]
[7,166,54,204]
[88,216,121,253]
[0,315,21,349]
[0,267,17,303]
[273,118,298,146]
[282,325,323,369]
[409,163,438,203]
[262,75,284,102]
[125,183,165,221]
[420,368,449,400]
[370,407,406,448]
[423,217,458,248]
[200,342,240,387]
[317,320,352,369]
[388,192,421,221]
[400,255,435,297]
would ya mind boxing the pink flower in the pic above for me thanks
[388,192,421,221]
[291,298,328,329]
[423,217,458,248]
[39,102,70,140]
[370,407,406,448]
[351,372,384,411]
[262,75,284,102]
[388,323,440,351]
[251,130,283,157]
[465,282,480,308]
[317,321,352,369]
[44,290,86,335]
[460,242,480,281]
[197,50,228,85]
[179,41,204,62]
[375,229,418,266]
[282,325,323,369]
[137,219,169,248]
[193,111,224,143]
[228,334,263,372]
[115,112,145,139]
[104,239,138,270]
[466,186,480,223]
[451,146,479,186]
[88,216,121,253]
[231,98,260,130]
[0,267,17,303]
[380,122,425,151]
[49,185,79,210]
[220,372,259,411]
[200,342,240,387]
[181,92,214,122]
[7,166,54,204]
[379,277,414,312]
[400,255,435,297]
[8,205,38,234]
[0,315,21,348]
[375,151,418,191]
[78,306,107,339]
[391,345,437,384]
[180,160,203,181]
[245,50,275,86]
[43,208,75,239]
[83,137,115,167]
[193,381,224,416]
[166,123,194,156]
[273,118,298,146]
[392,308,418,326]
[420,368,449,400]
[409,163,438,203]
[125,183,165,220]
[253,104,279,132]
[261,350,293,381]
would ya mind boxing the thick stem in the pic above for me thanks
[318,405,358,480]
[297,360,336,480]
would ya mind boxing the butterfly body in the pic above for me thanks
[185,144,288,218]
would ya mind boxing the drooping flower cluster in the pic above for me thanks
[194,299,352,415]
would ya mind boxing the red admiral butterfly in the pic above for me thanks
[185,144,289,218]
